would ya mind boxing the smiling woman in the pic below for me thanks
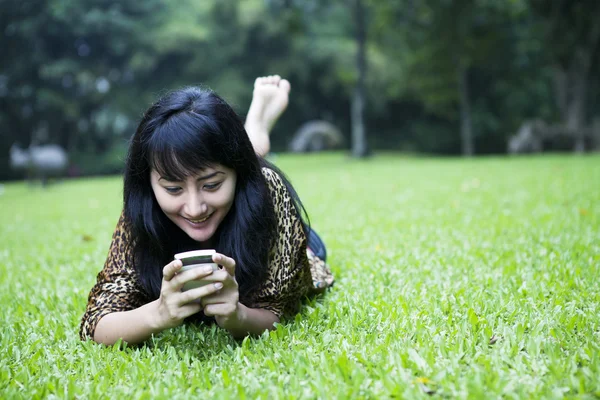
[79,76,334,345]
[150,167,237,244]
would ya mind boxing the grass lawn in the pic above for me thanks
[1,153,599,399]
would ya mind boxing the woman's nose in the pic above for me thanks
[184,191,208,217]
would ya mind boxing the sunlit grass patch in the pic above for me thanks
[1,153,599,398]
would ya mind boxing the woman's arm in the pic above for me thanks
[80,212,152,342]
[219,303,280,339]
[93,271,280,344]
[198,254,280,339]
[93,300,162,345]
[92,261,226,345]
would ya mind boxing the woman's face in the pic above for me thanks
[150,164,237,245]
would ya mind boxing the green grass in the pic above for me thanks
[1,153,599,399]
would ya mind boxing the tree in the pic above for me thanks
[268,0,373,157]
[373,0,525,156]
[0,0,165,178]
[351,0,369,157]
[530,0,600,151]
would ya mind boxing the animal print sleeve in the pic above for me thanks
[248,168,314,319]
[79,211,149,340]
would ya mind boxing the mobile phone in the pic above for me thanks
[174,249,219,291]
[175,249,216,267]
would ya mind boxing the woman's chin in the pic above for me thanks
[179,220,217,243]
[185,227,214,243]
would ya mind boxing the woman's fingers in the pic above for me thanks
[178,282,224,306]
[178,302,204,319]
[203,302,238,317]
[170,265,217,290]
[162,259,183,281]
[213,253,236,276]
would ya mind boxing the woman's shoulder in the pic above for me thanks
[114,209,134,242]
[261,166,287,195]
[106,209,136,270]
[261,166,282,184]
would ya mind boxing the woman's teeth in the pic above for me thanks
[189,214,211,223]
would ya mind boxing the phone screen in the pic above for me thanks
[180,254,214,266]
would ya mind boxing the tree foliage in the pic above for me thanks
[1,0,598,179]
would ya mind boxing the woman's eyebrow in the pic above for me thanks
[158,175,179,182]
[158,171,224,182]
[196,171,224,181]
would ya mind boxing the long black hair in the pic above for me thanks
[123,86,308,301]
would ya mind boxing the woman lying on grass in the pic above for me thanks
[80,75,334,345]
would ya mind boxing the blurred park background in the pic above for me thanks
[1,0,600,182]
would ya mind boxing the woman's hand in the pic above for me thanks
[154,259,224,330]
[199,253,281,338]
[201,253,244,329]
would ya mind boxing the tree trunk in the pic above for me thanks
[553,17,600,153]
[351,0,369,158]
[593,117,600,151]
[553,67,568,121]
[554,51,591,153]
[567,62,587,152]
[457,63,474,156]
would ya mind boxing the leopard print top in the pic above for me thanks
[79,167,334,340]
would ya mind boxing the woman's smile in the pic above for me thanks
[184,213,213,224]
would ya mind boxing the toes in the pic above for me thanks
[255,75,287,89]
[279,79,291,93]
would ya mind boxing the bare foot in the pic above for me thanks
[244,75,291,156]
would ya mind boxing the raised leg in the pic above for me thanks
[244,75,291,157]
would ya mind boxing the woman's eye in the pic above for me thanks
[203,182,222,191]
[165,187,182,194]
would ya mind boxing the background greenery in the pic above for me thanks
[2,0,600,179]
[1,153,599,398]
